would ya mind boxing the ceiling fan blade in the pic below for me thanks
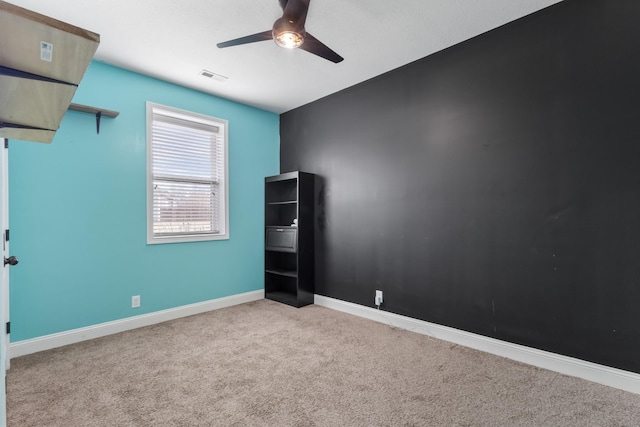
[217,30,273,48]
[300,33,344,63]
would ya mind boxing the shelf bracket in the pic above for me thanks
[68,103,119,135]
[0,120,54,132]
[0,65,76,87]
[96,110,101,134]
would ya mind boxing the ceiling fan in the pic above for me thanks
[217,0,344,63]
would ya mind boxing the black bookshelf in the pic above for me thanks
[264,171,314,307]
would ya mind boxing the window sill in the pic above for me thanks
[147,232,229,245]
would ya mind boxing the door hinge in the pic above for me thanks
[4,229,8,242]
[5,322,9,334]
[4,139,8,149]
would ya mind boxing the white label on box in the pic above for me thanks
[40,41,53,62]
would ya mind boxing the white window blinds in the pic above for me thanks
[147,103,228,243]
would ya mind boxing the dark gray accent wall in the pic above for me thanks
[280,0,640,373]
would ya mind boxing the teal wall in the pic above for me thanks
[8,61,280,342]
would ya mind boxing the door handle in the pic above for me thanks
[4,256,18,266]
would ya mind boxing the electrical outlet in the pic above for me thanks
[132,295,140,308]
[375,290,383,306]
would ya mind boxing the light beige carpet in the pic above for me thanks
[7,299,640,426]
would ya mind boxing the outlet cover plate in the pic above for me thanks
[375,290,383,304]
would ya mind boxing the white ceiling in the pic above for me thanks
[8,0,562,114]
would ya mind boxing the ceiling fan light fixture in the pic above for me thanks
[274,30,304,49]
[272,16,304,49]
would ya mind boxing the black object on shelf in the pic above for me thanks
[264,171,315,307]
[265,226,297,252]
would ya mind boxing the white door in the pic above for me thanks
[0,137,11,426]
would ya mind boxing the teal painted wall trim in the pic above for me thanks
[9,61,279,342]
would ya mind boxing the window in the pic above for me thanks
[146,102,228,244]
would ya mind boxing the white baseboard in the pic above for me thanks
[10,290,264,359]
[314,294,640,395]
[11,291,639,395]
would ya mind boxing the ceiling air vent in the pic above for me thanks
[200,69,228,82]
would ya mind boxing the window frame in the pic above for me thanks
[146,102,229,244]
